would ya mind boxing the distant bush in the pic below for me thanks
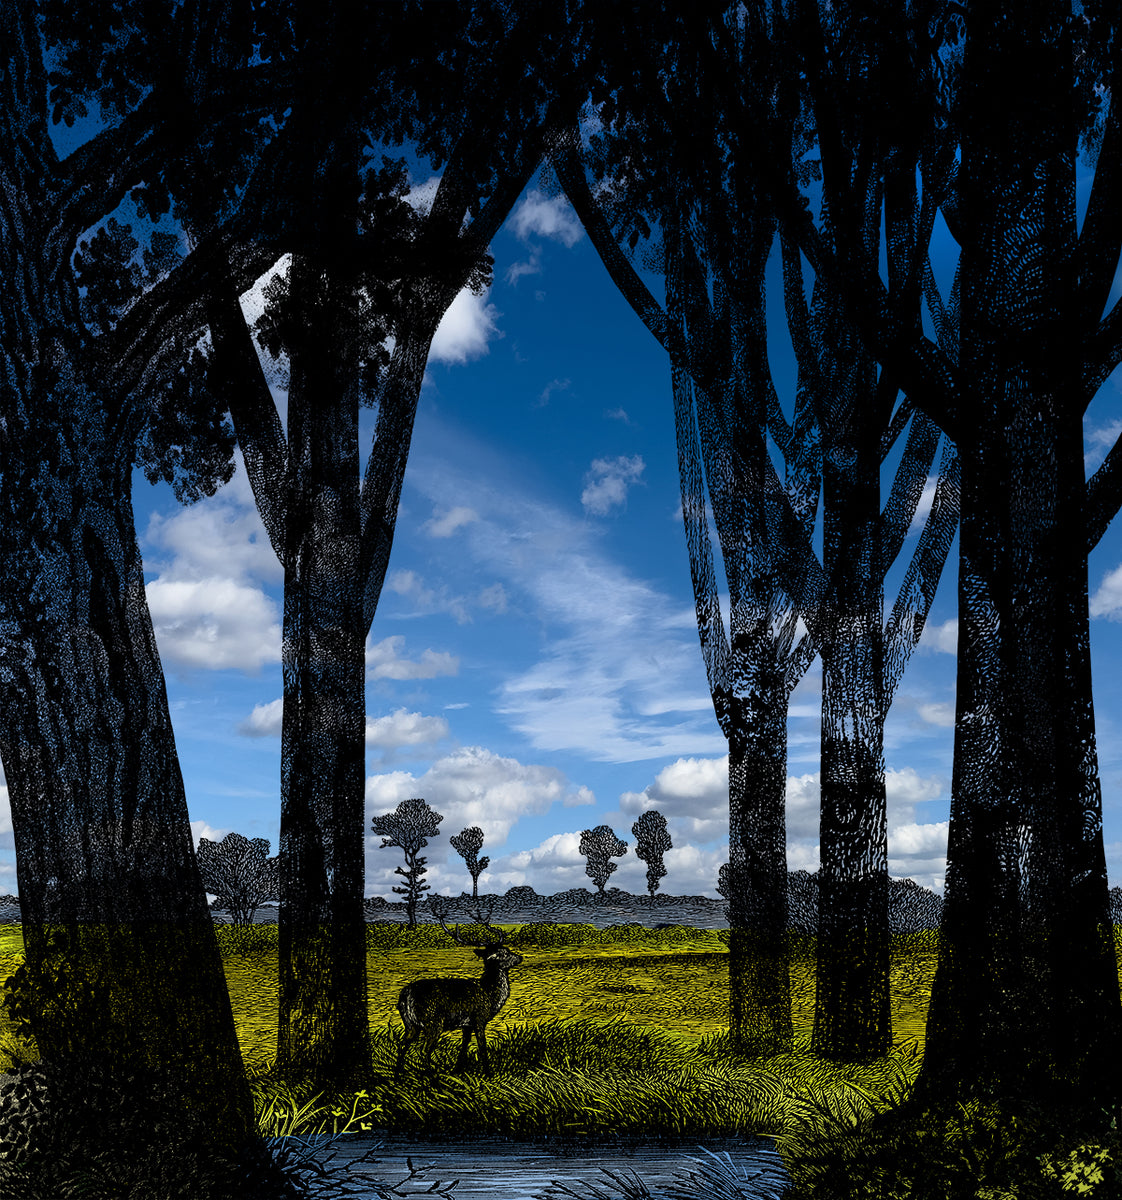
[508,922,603,949]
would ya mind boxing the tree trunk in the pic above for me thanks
[813,410,891,1061]
[919,0,1122,1110]
[724,683,792,1056]
[275,250,370,1088]
[0,413,254,1148]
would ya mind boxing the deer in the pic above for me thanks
[394,902,523,1078]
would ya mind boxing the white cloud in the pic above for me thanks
[365,747,596,894]
[581,454,646,516]
[509,190,583,248]
[1092,564,1122,619]
[404,454,726,762]
[604,407,632,424]
[142,456,284,673]
[192,819,230,847]
[1085,419,1122,471]
[506,252,542,285]
[428,287,501,365]
[889,820,949,857]
[405,175,441,215]
[365,634,459,681]
[366,708,449,752]
[423,506,479,538]
[239,698,284,737]
[907,476,938,536]
[146,578,281,671]
[918,618,958,654]
[0,783,11,850]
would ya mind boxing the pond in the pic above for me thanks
[296,1132,793,1199]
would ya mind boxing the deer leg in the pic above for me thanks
[454,1028,473,1073]
[475,1029,491,1077]
[420,1027,443,1077]
[395,1027,420,1076]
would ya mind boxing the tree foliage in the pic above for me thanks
[450,826,491,900]
[631,810,672,899]
[197,833,279,926]
[579,825,628,895]
[372,797,444,927]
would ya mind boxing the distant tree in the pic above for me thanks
[579,825,628,895]
[450,827,490,901]
[197,833,279,926]
[371,798,443,928]
[631,811,672,901]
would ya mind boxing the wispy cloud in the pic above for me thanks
[423,506,479,538]
[404,453,722,762]
[1092,564,1122,619]
[537,377,570,407]
[1086,418,1122,471]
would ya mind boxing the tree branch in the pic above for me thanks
[205,286,289,561]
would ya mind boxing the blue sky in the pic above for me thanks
[4,166,1122,902]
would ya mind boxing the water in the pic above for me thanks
[297,1133,792,1199]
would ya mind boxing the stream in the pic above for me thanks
[294,1132,793,1199]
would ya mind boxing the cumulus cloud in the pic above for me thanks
[581,455,646,516]
[365,635,459,681]
[423,506,479,538]
[429,287,501,365]
[239,698,284,737]
[192,819,230,847]
[1091,564,1122,619]
[918,618,958,654]
[141,457,284,673]
[509,190,583,248]
[366,709,449,752]
[146,578,281,672]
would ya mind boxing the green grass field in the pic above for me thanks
[2,921,1117,1196]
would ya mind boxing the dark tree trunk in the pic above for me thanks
[0,412,254,1147]
[275,249,370,1087]
[724,684,792,1056]
[919,0,1122,1110]
[813,380,891,1062]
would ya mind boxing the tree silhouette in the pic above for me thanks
[783,0,1122,1110]
[631,811,672,901]
[197,833,279,926]
[0,0,287,1159]
[450,826,491,901]
[201,0,594,1087]
[372,797,444,928]
[579,825,628,895]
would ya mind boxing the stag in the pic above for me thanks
[395,904,523,1077]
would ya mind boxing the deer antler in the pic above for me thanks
[428,894,506,945]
